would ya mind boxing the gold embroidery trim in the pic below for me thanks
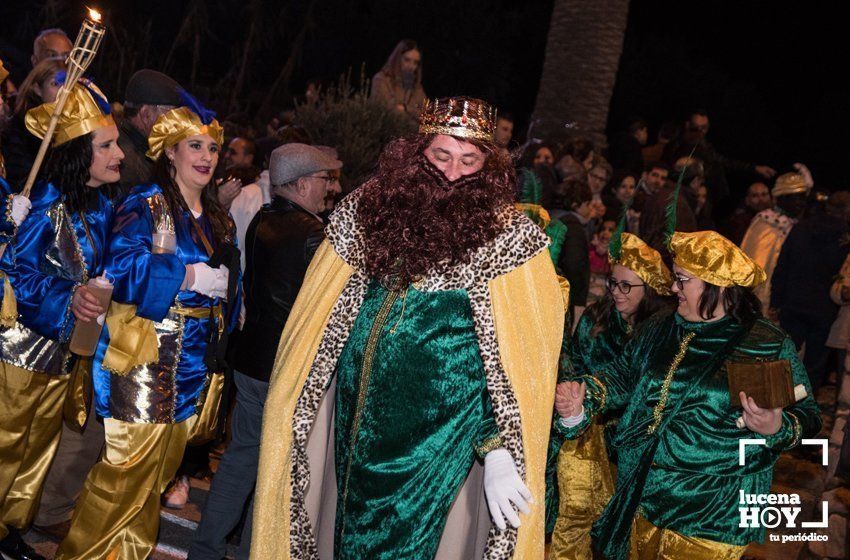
[586,374,608,412]
[785,411,802,449]
[474,435,503,458]
[339,288,400,540]
[648,331,695,435]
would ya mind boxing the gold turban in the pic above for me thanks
[25,81,115,146]
[146,106,224,161]
[670,230,766,288]
[0,59,8,84]
[772,172,810,198]
[609,232,673,295]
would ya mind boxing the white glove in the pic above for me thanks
[484,448,532,531]
[189,263,228,299]
[10,195,32,226]
[558,405,586,428]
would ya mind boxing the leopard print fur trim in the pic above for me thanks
[288,270,370,558]
[468,283,522,559]
[325,190,550,291]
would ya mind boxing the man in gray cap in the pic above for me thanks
[188,142,341,560]
[117,69,182,196]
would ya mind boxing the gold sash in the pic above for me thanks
[0,271,17,328]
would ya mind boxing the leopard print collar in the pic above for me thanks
[325,189,550,291]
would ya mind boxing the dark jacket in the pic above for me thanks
[552,210,590,311]
[233,197,325,382]
[116,119,154,199]
[771,212,850,322]
[608,132,644,177]
[0,112,40,190]
[723,205,757,246]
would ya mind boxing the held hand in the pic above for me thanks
[10,195,32,226]
[554,381,586,419]
[739,391,783,435]
[72,285,104,322]
[754,165,777,179]
[484,448,532,531]
[793,162,814,188]
[217,178,242,209]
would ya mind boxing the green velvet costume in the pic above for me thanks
[333,281,499,559]
[545,306,632,531]
[563,312,821,559]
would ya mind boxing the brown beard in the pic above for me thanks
[356,135,517,286]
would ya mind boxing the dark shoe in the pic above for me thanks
[0,528,46,560]
[32,519,72,540]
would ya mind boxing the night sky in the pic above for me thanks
[1,1,846,195]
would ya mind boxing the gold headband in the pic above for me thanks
[609,232,673,295]
[418,96,497,142]
[670,230,765,288]
[146,106,224,161]
[25,81,115,146]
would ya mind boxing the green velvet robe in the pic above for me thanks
[545,306,632,532]
[333,281,499,560]
[565,313,821,559]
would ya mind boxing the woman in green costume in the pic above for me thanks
[547,229,674,560]
[557,229,822,560]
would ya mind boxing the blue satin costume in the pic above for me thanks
[92,183,239,424]
[0,181,112,373]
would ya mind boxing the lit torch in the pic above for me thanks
[20,7,106,197]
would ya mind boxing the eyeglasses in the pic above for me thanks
[308,174,338,185]
[606,277,645,295]
[674,275,691,291]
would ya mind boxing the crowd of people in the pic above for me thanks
[0,32,847,560]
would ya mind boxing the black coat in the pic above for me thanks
[771,212,850,322]
[233,197,325,382]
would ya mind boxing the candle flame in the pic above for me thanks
[87,8,102,23]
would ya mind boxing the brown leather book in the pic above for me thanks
[727,359,795,409]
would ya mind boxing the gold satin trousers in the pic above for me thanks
[0,362,68,539]
[550,420,615,560]
[54,415,196,560]
[631,515,747,560]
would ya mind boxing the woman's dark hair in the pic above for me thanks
[554,178,591,211]
[152,150,233,248]
[561,138,594,164]
[587,283,674,337]
[41,134,100,214]
[698,283,763,323]
[381,39,422,85]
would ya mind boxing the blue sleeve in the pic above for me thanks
[108,192,186,322]
[3,205,76,340]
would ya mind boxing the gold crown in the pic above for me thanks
[26,80,114,147]
[418,97,497,142]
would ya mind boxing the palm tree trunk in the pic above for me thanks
[532,0,630,146]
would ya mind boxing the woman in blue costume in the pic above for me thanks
[0,80,122,560]
[56,97,239,560]
[547,227,674,560]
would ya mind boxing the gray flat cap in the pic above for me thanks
[124,69,182,106]
[269,143,342,185]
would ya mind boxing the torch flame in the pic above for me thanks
[87,7,102,23]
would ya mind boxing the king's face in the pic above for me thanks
[424,135,485,182]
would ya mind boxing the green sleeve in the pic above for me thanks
[473,389,502,458]
[765,338,822,450]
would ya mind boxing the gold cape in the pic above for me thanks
[252,238,566,559]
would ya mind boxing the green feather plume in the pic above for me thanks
[609,196,630,263]
[519,168,543,205]
[662,144,700,249]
